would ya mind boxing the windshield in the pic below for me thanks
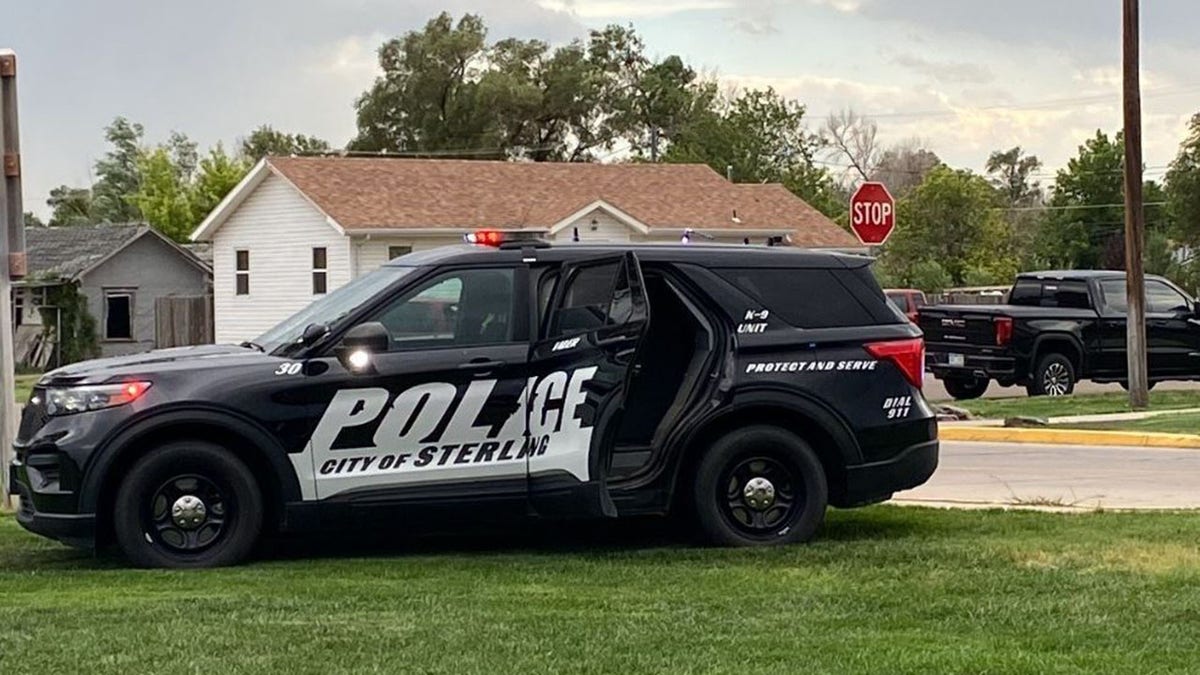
[253,266,418,354]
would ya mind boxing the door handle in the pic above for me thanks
[458,359,506,371]
[594,334,635,348]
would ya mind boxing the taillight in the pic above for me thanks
[994,317,1013,346]
[864,338,925,389]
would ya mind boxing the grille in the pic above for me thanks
[17,388,50,441]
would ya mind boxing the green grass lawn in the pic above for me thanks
[953,389,1200,420]
[1,507,1199,673]
[1054,410,1200,435]
[13,373,38,403]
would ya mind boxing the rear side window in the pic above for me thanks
[886,292,911,312]
[714,267,881,328]
[1009,280,1091,309]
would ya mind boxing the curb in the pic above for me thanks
[939,425,1200,449]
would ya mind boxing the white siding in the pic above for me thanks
[211,174,351,343]
[549,209,633,242]
[352,236,463,277]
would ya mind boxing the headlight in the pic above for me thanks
[45,382,152,416]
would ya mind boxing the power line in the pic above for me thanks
[996,201,1167,212]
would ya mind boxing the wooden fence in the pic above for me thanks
[155,295,213,348]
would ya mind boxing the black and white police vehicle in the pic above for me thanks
[11,233,938,567]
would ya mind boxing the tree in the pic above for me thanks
[348,14,711,162]
[130,146,193,242]
[986,146,1042,206]
[241,125,331,160]
[350,13,494,154]
[871,142,941,198]
[879,166,1015,288]
[191,144,251,224]
[1039,131,1169,270]
[23,212,45,228]
[1166,113,1200,248]
[91,117,145,223]
[822,108,880,186]
[663,87,842,218]
[46,186,96,227]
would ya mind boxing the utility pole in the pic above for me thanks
[0,48,25,509]
[1122,0,1149,409]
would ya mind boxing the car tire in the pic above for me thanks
[113,441,263,569]
[692,425,828,547]
[1026,353,1076,397]
[943,376,990,400]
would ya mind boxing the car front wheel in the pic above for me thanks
[692,425,828,547]
[113,441,263,568]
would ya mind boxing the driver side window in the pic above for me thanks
[1147,281,1190,314]
[372,268,516,350]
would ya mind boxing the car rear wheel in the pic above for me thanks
[943,376,990,400]
[1026,353,1076,397]
[113,441,263,568]
[692,425,828,547]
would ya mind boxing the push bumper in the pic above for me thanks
[10,459,96,550]
[839,440,939,507]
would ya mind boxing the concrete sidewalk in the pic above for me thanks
[897,440,1200,510]
[938,406,1200,448]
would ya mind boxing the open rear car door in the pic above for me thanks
[526,252,650,518]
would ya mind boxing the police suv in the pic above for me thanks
[11,234,938,567]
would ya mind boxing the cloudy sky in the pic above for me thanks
[5,0,1199,217]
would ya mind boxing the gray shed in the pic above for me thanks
[12,224,213,364]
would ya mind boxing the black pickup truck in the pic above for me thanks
[919,270,1200,399]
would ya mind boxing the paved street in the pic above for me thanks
[897,440,1200,510]
[923,373,1200,401]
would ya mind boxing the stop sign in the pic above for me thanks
[850,182,896,245]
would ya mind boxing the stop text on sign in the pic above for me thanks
[852,201,893,227]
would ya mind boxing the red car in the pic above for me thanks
[885,289,927,323]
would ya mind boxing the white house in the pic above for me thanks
[191,156,861,343]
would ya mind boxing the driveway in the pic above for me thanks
[897,440,1200,510]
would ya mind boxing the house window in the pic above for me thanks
[12,290,23,326]
[312,247,328,295]
[235,250,250,296]
[388,246,412,261]
[104,290,134,341]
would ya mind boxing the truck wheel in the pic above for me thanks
[943,376,990,400]
[113,441,263,568]
[1026,353,1076,397]
[692,425,828,547]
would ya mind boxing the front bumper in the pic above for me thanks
[839,439,939,507]
[10,459,96,549]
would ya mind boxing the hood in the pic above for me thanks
[40,344,275,385]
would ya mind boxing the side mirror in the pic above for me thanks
[300,322,329,346]
[335,322,390,374]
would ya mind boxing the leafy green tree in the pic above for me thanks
[23,212,45,228]
[349,13,710,163]
[350,13,493,154]
[130,146,193,242]
[664,87,841,217]
[871,143,940,199]
[879,166,1015,288]
[986,146,1042,206]
[91,117,145,222]
[46,186,96,226]
[191,144,251,223]
[241,125,331,160]
[1040,131,1171,269]
[1166,113,1200,248]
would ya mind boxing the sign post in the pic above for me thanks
[849,182,896,246]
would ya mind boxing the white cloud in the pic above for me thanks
[538,0,733,19]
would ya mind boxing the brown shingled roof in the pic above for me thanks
[266,157,858,248]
